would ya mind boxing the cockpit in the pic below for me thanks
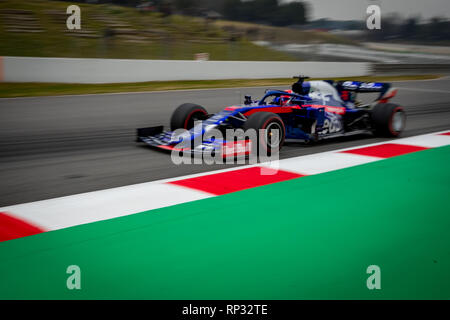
[259,91,306,106]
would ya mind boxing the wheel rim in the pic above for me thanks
[392,111,404,132]
[265,122,283,148]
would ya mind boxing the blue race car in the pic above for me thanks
[136,76,406,157]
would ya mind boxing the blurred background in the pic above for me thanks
[0,0,448,63]
[0,0,449,211]
[1,2,449,297]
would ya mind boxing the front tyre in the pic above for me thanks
[243,112,285,156]
[170,103,208,131]
[371,103,406,137]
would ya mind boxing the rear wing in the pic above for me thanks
[327,80,398,103]
[338,81,389,93]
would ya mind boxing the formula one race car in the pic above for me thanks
[136,76,406,157]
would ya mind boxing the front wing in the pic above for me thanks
[137,126,252,158]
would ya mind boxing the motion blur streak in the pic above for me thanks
[0,78,449,206]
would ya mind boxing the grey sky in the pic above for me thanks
[282,0,450,21]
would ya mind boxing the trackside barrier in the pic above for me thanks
[373,63,450,74]
[1,56,371,84]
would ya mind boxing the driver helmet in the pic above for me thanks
[275,90,292,105]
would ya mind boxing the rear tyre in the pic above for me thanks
[243,112,285,156]
[170,103,208,131]
[371,103,406,137]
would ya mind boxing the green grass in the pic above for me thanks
[0,74,441,98]
[0,0,296,61]
[214,19,358,46]
[1,146,449,299]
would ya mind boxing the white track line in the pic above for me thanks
[265,152,381,176]
[1,130,449,232]
[0,183,213,231]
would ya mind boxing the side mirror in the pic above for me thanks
[244,95,252,105]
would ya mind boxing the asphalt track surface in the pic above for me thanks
[1,77,449,206]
